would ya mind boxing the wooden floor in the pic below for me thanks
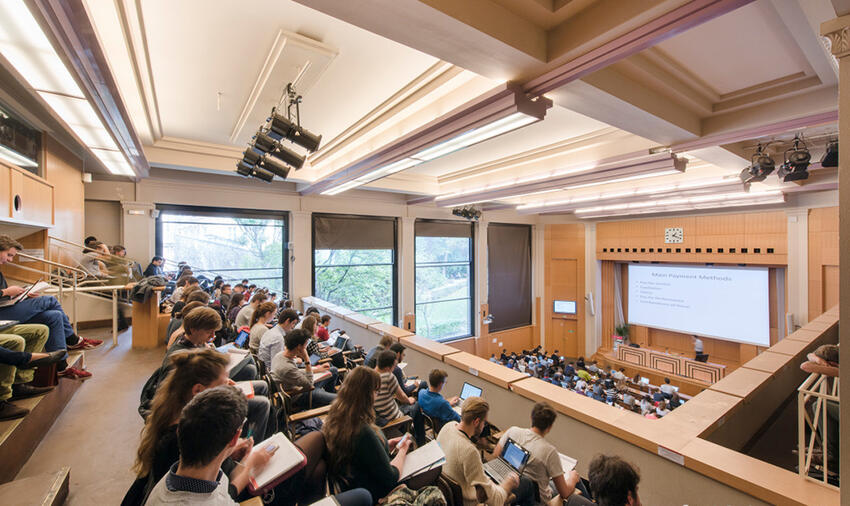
[14,327,165,505]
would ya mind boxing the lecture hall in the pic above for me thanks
[0,0,844,505]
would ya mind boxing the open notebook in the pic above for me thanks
[248,432,307,494]
[559,453,577,472]
[399,440,445,481]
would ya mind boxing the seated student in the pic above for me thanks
[575,368,592,382]
[650,387,665,404]
[604,379,618,404]
[234,292,267,329]
[0,235,100,378]
[144,385,276,505]
[587,455,641,506]
[418,369,461,425]
[374,350,426,446]
[225,293,244,323]
[170,286,207,318]
[270,328,336,409]
[612,368,626,381]
[364,336,394,369]
[258,309,299,371]
[576,357,586,370]
[659,378,675,399]
[622,390,636,410]
[0,324,64,420]
[563,362,575,378]
[248,302,276,354]
[586,360,599,374]
[494,402,583,506]
[217,284,232,309]
[81,241,110,277]
[437,397,520,506]
[169,275,199,304]
[389,343,424,396]
[639,395,652,416]
[143,256,165,278]
[166,302,207,348]
[323,366,413,502]
[316,315,331,341]
[655,400,670,418]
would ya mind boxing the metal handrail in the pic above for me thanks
[16,252,88,277]
[797,371,839,488]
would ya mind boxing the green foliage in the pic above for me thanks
[314,249,394,324]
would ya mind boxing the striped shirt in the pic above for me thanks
[375,372,402,421]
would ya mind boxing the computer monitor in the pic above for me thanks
[640,377,650,385]
[553,300,577,314]
[459,382,482,400]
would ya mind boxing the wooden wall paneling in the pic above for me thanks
[2,230,47,283]
[21,175,53,225]
[0,165,10,219]
[808,207,839,320]
[448,337,477,355]
[9,170,23,221]
[600,260,615,350]
[43,136,84,245]
[544,224,585,357]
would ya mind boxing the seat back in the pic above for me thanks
[438,473,464,506]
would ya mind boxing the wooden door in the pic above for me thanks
[550,319,578,357]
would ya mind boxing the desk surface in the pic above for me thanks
[741,350,794,374]
[663,389,742,438]
[444,352,528,389]
[708,367,771,398]
[401,335,461,361]
[785,328,824,343]
[342,312,382,328]
[368,323,413,341]
[768,337,812,357]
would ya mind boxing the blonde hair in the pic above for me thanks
[301,315,317,336]
[460,396,489,424]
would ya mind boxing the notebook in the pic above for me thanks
[399,440,445,481]
[313,370,332,384]
[235,381,255,399]
[247,432,307,494]
[559,452,577,472]
[0,280,48,308]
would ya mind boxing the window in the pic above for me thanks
[488,223,532,332]
[156,206,287,295]
[312,214,397,324]
[415,221,473,341]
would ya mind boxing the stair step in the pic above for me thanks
[0,466,69,506]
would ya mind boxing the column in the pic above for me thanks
[532,224,545,348]
[289,210,312,307]
[475,219,489,340]
[820,13,849,496]
[785,208,809,331]
[584,222,600,354]
[399,216,416,329]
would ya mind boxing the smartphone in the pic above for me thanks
[398,433,410,447]
[264,442,279,453]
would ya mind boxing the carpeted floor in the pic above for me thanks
[15,327,164,505]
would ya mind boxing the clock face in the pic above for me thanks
[665,227,684,244]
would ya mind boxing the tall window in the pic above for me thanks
[313,214,397,324]
[157,206,287,295]
[415,221,473,341]
[488,223,532,332]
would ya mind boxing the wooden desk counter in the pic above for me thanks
[708,368,771,398]
[343,312,381,329]
[681,437,838,506]
[368,322,413,342]
[132,286,164,349]
[741,350,795,374]
[324,304,354,317]
[768,337,812,357]
[802,317,838,333]
[300,296,317,307]
[401,335,461,361]
[784,328,825,343]
[444,352,527,389]
[662,389,742,438]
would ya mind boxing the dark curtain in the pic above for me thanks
[487,223,531,332]
[313,215,396,250]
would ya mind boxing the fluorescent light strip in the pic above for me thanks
[575,190,781,215]
[416,112,537,161]
[577,196,786,219]
[0,1,133,176]
[563,169,680,190]
[0,145,38,168]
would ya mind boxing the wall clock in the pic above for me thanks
[664,227,684,244]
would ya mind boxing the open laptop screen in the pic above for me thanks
[460,382,482,400]
[503,440,529,471]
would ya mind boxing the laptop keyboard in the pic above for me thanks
[487,459,515,483]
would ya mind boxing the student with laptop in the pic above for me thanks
[493,402,586,505]
[453,381,483,415]
[437,397,526,506]
[417,369,461,425]
[258,309,299,371]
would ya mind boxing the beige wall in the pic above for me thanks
[43,135,84,244]
[84,200,122,246]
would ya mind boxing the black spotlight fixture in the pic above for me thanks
[258,157,291,180]
[236,159,254,177]
[250,131,306,170]
[821,140,838,168]
[739,143,774,184]
[451,206,482,221]
[270,111,322,152]
[777,136,811,182]
[250,167,275,182]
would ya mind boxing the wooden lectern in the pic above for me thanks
[132,286,164,349]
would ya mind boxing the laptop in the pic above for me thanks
[483,438,530,485]
[640,377,650,385]
[452,382,483,415]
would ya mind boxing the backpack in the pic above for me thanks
[384,485,446,506]
[138,366,168,420]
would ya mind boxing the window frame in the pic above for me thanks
[311,213,399,325]
[154,204,289,296]
[414,219,475,342]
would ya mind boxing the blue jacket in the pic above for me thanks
[418,389,461,423]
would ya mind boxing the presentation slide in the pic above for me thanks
[627,264,770,346]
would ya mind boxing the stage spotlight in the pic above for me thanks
[251,131,277,155]
[251,167,275,182]
[243,148,262,166]
[236,159,254,177]
[259,156,291,180]
[777,136,810,182]
[270,112,322,152]
[270,144,306,170]
[739,144,774,183]
[821,140,838,168]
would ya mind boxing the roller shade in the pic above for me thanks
[415,220,473,238]
[488,223,532,332]
[313,215,396,250]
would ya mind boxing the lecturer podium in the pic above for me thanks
[616,346,725,383]
[131,286,164,349]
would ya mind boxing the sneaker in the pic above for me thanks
[0,401,29,421]
[82,338,103,349]
[10,383,54,400]
[57,367,92,380]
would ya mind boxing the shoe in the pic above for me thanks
[10,383,54,400]
[0,401,29,421]
[82,338,103,349]
[57,367,92,380]
[27,350,67,367]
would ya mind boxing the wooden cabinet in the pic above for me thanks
[2,162,53,227]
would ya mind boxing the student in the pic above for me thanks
[234,292,267,329]
[374,350,426,446]
[437,397,520,506]
[417,369,461,425]
[258,309,299,371]
[389,343,423,396]
[0,324,63,420]
[217,284,232,309]
[0,235,100,377]
[316,315,331,341]
[655,400,670,417]
[144,385,275,505]
[639,396,652,416]
[364,335,394,369]
[693,335,704,360]
[588,455,641,506]
[270,328,336,409]
[166,301,208,347]
[659,378,675,398]
[225,293,244,323]
[494,402,582,505]
[248,302,276,354]
[622,390,636,410]
[323,366,412,502]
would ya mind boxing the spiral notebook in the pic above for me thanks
[248,432,307,495]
